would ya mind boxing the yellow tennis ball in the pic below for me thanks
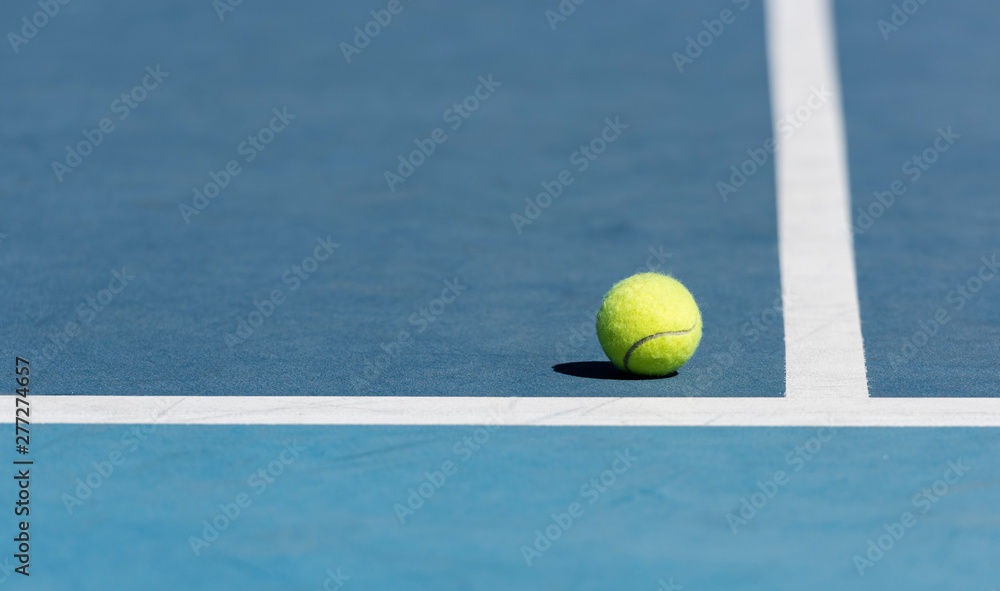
[596,272,702,376]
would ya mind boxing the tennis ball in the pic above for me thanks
[596,272,702,376]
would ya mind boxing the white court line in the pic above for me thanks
[766,0,870,401]
[9,395,1000,427]
[6,0,997,428]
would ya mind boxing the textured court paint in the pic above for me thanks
[0,0,783,398]
[3,425,997,590]
[766,0,869,401]
[836,0,1000,396]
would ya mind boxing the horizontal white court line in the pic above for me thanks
[767,0,870,402]
[7,395,1000,427]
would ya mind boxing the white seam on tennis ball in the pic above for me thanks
[622,323,697,373]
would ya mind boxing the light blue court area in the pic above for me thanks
[0,0,783,398]
[837,0,1000,396]
[3,425,998,590]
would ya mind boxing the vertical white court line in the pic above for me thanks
[765,0,869,400]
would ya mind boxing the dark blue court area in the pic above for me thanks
[1,0,785,398]
[837,0,1000,397]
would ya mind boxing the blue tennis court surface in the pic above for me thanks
[838,0,1000,397]
[2,0,786,398]
[7,425,1000,589]
[1,0,998,588]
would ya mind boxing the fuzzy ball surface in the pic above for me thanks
[596,272,702,376]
